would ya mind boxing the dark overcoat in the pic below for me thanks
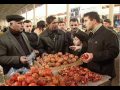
[86,26,119,78]
[38,28,69,54]
[0,29,32,74]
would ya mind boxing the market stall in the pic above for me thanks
[0,52,111,86]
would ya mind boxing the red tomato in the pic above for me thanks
[28,83,37,86]
[81,54,89,60]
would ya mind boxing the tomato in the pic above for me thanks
[17,75,25,82]
[12,81,22,86]
[63,56,68,61]
[37,78,46,86]
[30,67,39,74]
[28,83,37,86]
[81,54,89,60]
[43,68,52,76]
[74,56,79,60]
[69,54,74,59]
[22,81,28,86]
[26,76,35,84]
[32,73,39,79]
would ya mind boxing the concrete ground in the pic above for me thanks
[111,53,120,86]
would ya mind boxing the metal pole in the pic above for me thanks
[109,4,114,27]
[33,4,36,25]
[25,7,28,20]
[45,4,48,19]
[66,4,70,29]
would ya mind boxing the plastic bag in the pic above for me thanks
[6,67,29,78]
[27,51,36,66]
[6,67,16,78]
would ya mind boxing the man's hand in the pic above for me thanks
[20,56,29,64]
[33,50,39,55]
[42,52,48,57]
[69,45,82,51]
[81,52,93,63]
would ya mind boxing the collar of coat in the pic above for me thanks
[46,28,62,35]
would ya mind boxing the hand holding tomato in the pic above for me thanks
[80,52,93,63]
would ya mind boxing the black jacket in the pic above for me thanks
[24,32,38,49]
[86,25,119,78]
[67,29,89,56]
[38,28,69,55]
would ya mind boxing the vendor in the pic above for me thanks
[82,12,119,80]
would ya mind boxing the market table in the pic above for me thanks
[79,75,111,86]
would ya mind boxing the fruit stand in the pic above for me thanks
[0,52,111,86]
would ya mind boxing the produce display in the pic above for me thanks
[0,52,110,86]
[58,66,102,86]
[80,54,89,60]
[4,67,64,86]
[1,66,103,86]
[36,52,80,68]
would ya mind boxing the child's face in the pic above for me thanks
[73,36,81,46]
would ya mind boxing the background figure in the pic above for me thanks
[1,26,8,32]
[34,20,46,36]
[58,20,67,33]
[103,19,114,30]
[0,15,33,74]
[23,20,38,49]
[103,19,119,48]
[23,20,33,33]
[82,11,119,79]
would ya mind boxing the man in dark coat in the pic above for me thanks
[38,15,68,56]
[82,12,119,79]
[0,15,33,74]
[23,20,38,49]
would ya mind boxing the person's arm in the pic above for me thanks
[0,41,25,66]
[37,36,47,56]
[82,33,119,63]
[63,32,70,53]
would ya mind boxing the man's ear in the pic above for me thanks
[10,21,14,26]
[10,22,12,26]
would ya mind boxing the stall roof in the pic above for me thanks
[0,4,29,19]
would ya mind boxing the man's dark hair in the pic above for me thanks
[100,19,103,24]
[70,18,79,23]
[37,20,46,29]
[46,15,56,25]
[58,20,65,24]
[23,20,31,23]
[104,19,111,24]
[83,12,101,23]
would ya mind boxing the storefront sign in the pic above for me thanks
[71,7,80,18]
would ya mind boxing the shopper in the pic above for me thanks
[82,11,119,79]
[38,15,69,56]
[0,15,33,74]
[69,32,88,56]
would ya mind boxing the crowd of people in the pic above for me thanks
[0,11,119,85]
